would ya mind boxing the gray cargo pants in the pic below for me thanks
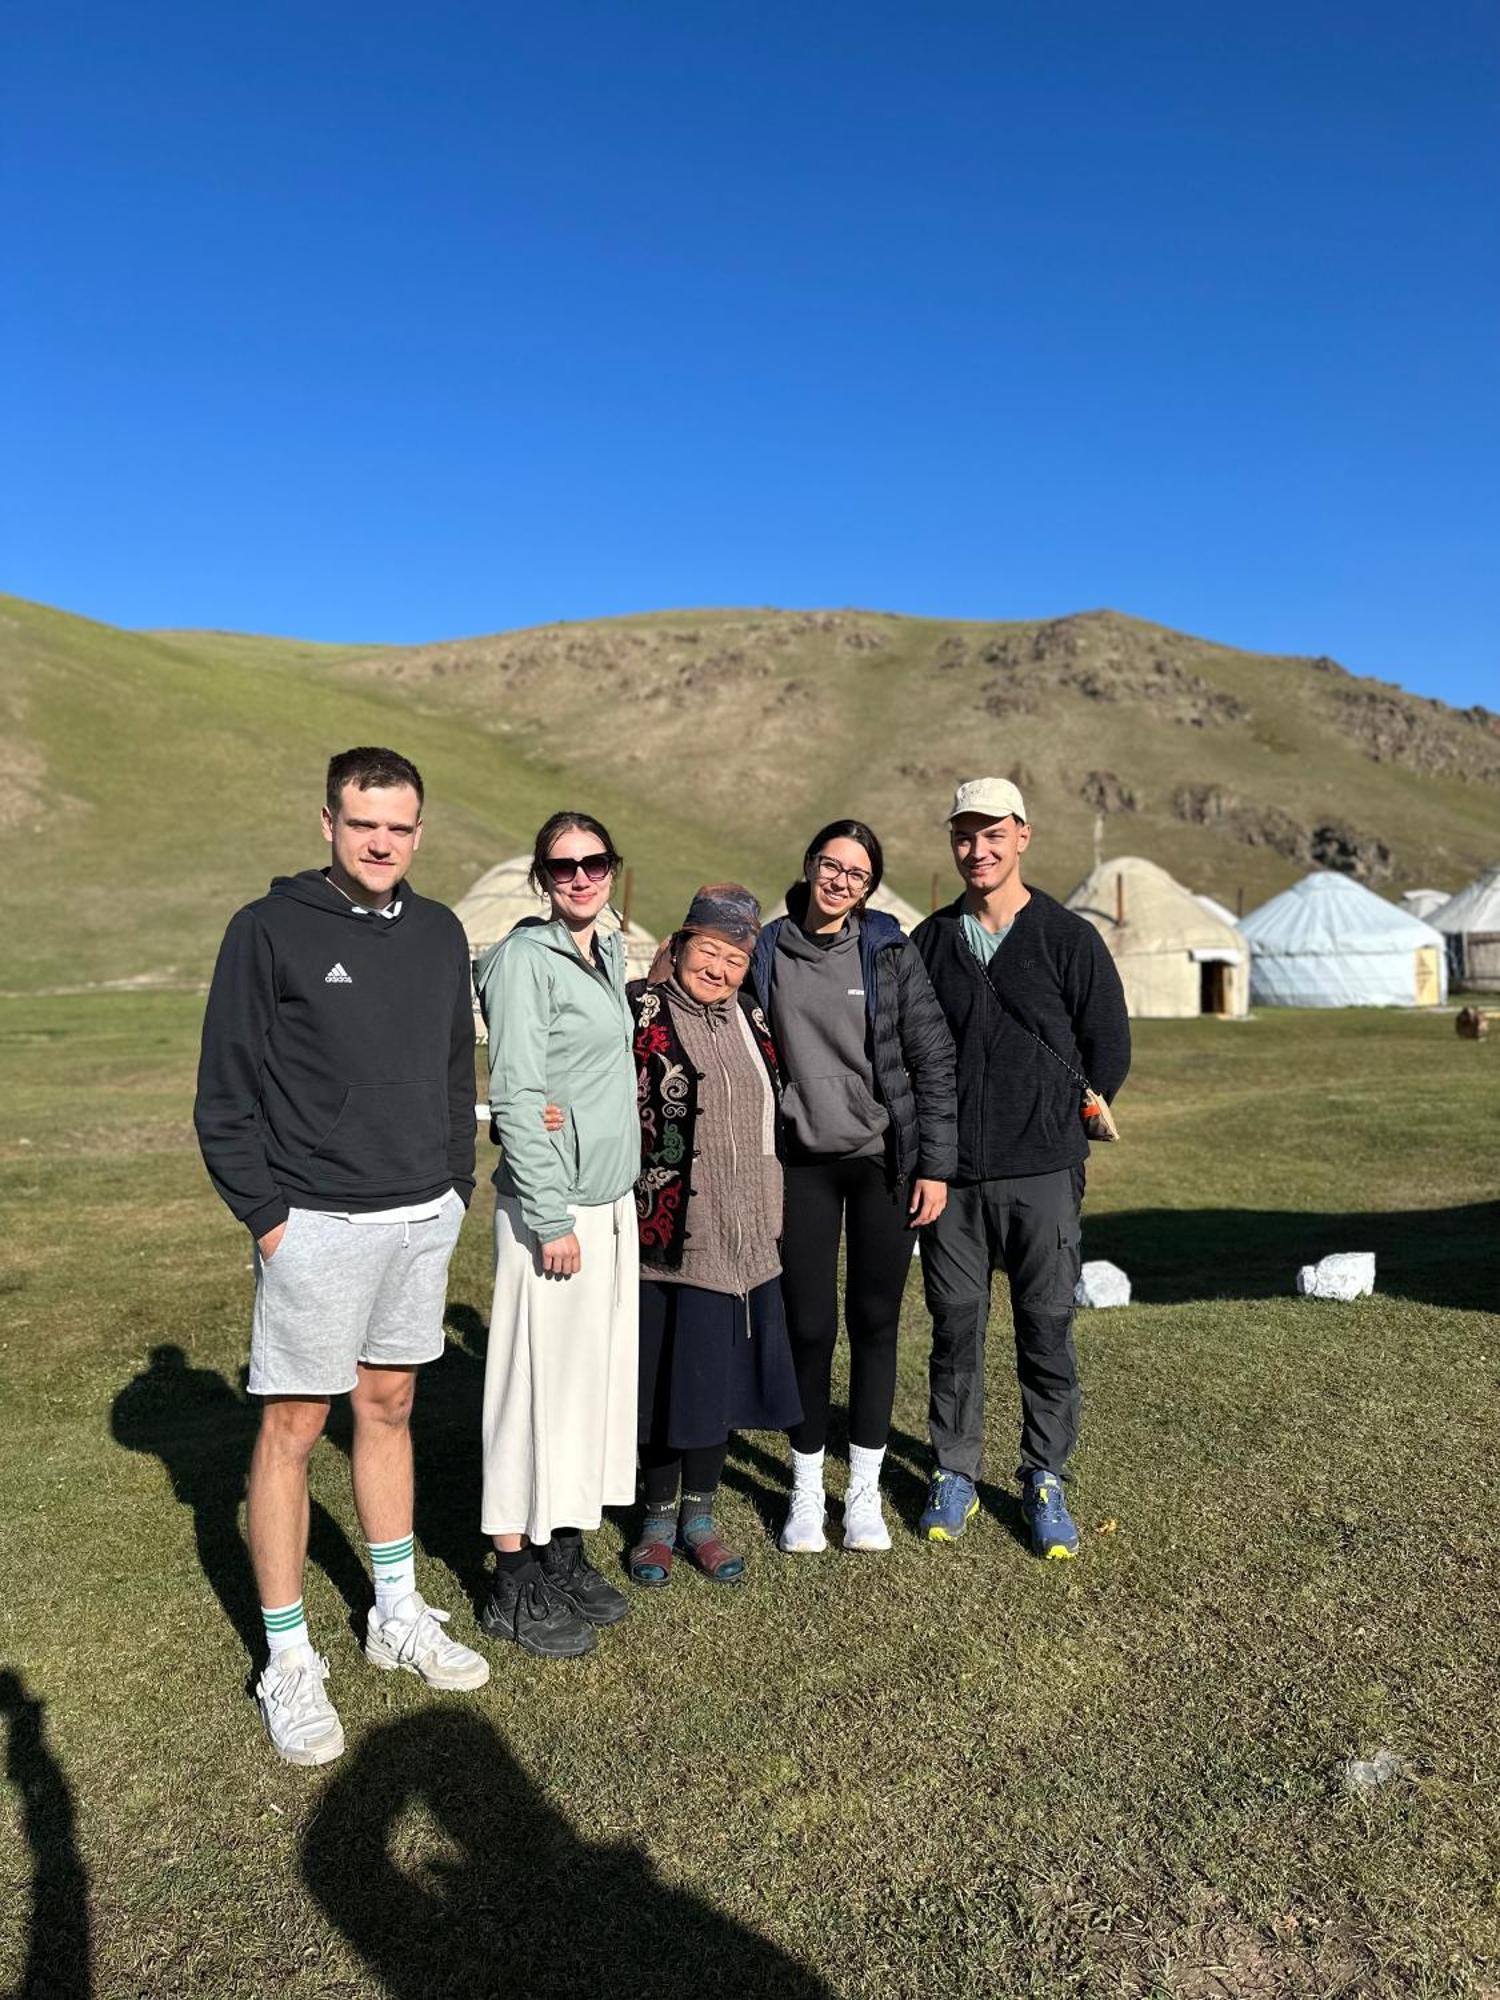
[919,1166,1084,1482]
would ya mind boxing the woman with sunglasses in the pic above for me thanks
[475,812,640,1659]
[750,821,956,1554]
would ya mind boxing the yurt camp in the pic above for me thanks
[1240,872,1447,1008]
[1428,864,1500,991]
[1065,856,1249,1017]
[762,880,928,932]
[453,856,658,1037]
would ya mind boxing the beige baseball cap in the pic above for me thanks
[946,777,1028,825]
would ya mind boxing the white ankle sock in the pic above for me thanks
[262,1599,310,1658]
[790,1446,825,1493]
[848,1442,886,1489]
[368,1533,417,1620]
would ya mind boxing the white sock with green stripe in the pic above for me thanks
[368,1533,417,1620]
[262,1599,310,1658]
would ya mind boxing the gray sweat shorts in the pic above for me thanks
[248,1192,466,1397]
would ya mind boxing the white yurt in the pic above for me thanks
[454,857,658,1038]
[1065,856,1250,1018]
[1400,887,1451,922]
[762,880,928,932]
[1428,864,1500,991]
[1240,871,1447,1008]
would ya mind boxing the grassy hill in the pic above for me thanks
[3,592,1496,992]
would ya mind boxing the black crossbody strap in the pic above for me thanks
[966,937,1097,1094]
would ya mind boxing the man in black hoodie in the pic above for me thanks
[911,779,1129,1558]
[195,747,488,1766]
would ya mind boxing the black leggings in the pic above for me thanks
[640,1440,728,1508]
[781,1155,916,1453]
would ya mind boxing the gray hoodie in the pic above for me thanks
[768,917,889,1159]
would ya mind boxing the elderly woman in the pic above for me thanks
[475,810,639,1660]
[626,885,800,1586]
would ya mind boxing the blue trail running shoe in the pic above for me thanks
[920,1469,979,1543]
[1021,1469,1080,1560]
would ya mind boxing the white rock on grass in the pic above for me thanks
[1295,1252,1375,1301]
[1075,1260,1131,1308]
[1342,1747,1407,1795]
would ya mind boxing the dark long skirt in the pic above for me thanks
[638,1276,803,1451]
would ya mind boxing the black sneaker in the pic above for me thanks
[538,1536,631,1627]
[480,1562,597,1658]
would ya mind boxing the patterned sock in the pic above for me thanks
[367,1533,417,1620]
[640,1504,676,1545]
[677,1491,718,1549]
[848,1442,886,1490]
[262,1599,310,1658]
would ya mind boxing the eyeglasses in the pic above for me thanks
[813,854,872,891]
[543,851,613,885]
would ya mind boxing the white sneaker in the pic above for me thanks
[365,1591,491,1691]
[255,1647,345,1767]
[779,1486,827,1554]
[843,1480,892,1553]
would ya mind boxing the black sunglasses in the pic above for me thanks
[543,851,613,885]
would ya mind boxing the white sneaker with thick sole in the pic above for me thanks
[779,1487,828,1554]
[255,1646,345,1767]
[842,1480,892,1552]
[365,1591,491,1690]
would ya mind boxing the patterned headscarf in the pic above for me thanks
[646,882,762,985]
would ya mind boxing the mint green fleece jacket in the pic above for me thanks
[475,918,639,1243]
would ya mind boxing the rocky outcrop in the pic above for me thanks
[1326,684,1500,785]
[1172,785,1393,881]
[974,617,1249,729]
[1079,770,1138,813]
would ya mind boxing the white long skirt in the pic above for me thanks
[480,1193,640,1544]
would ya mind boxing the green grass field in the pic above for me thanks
[2,1000,1496,1998]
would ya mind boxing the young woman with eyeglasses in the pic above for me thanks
[750,821,957,1554]
[473,811,640,1659]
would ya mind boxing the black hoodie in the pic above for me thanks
[194,870,476,1237]
[912,889,1130,1183]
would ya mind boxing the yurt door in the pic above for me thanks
[1414,946,1440,1006]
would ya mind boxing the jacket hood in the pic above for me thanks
[267,869,408,923]
[475,913,623,982]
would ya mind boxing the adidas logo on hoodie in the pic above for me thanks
[324,962,353,984]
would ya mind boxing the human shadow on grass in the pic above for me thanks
[407,1303,493,1601]
[109,1346,368,1679]
[1083,1201,1499,1311]
[0,1667,91,1999]
[303,1708,833,2000]
[721,1430,794,1541]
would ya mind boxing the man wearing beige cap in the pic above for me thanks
[910,779,1129,1556]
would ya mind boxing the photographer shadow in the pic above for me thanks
[303,1706,834,1999]
[1,1666,91,1999]
[110,1345,368,1680]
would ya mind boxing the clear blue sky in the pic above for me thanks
[4,1,1497,705]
